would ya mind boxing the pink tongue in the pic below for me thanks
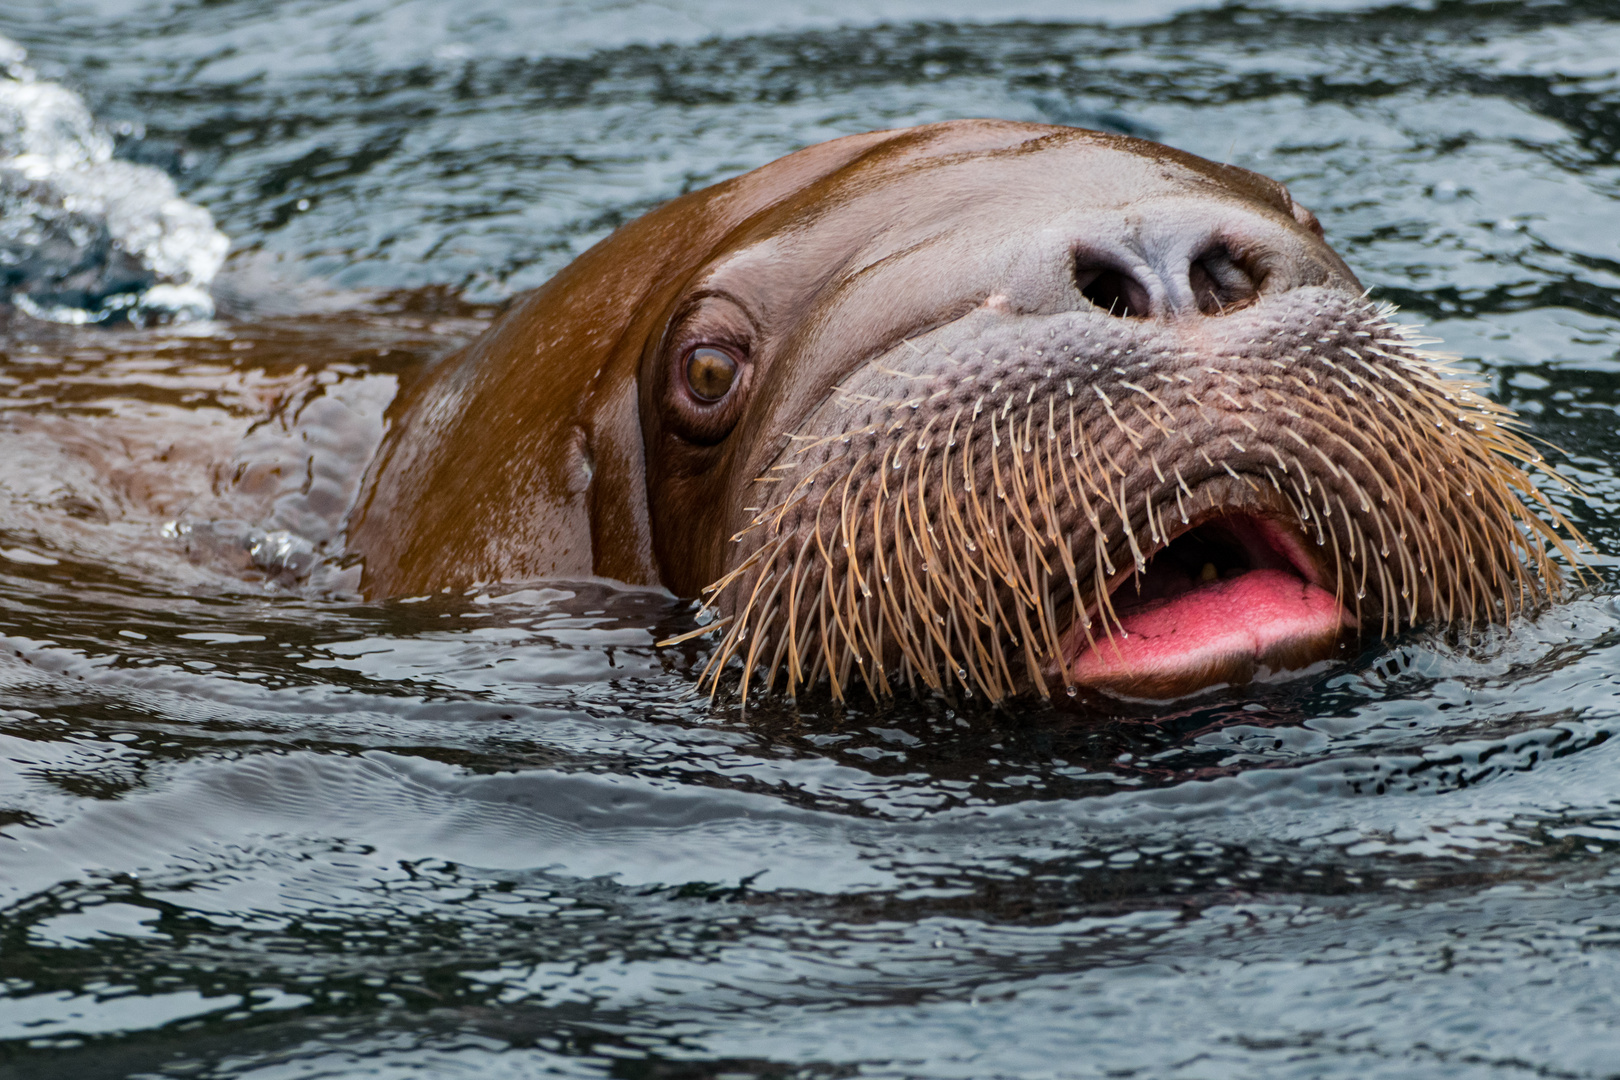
[1072,568,1345,698]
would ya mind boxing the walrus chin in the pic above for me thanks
[690,290,1583,707]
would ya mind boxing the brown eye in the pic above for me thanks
[685,346,738,401]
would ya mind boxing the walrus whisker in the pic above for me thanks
[1336,493,1358,565]
[804,486,850,700]
[1353,521,1372,623]
[1119,483,1148,572]
[914,436,973,671]
[874,499,918,684]
[898,456,950,689]
[740,595,783,704]
[1376,556,1395,638]
[784,533,816,695]
[657,616,734,647]
[835,457,868,602]
[705,546,784,693]
[765,607,796,695]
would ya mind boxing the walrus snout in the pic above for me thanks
[702,278,1578,705]
[1074,236,1266,320]
[1069,198,1354,322]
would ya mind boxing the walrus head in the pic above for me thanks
[347,120,1582,704]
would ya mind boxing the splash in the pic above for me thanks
[0,36,228,325]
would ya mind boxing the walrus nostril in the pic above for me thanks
[1075,262,1150,318]
[1189,245,1259,315]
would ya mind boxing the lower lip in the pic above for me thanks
[1069,568,1348,700]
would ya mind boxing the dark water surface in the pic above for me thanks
[2,1,1620,1076]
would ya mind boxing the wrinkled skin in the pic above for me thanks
[348,120,1575,702]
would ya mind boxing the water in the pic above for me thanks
[2,1,1620,1076]
[0,39,225,324]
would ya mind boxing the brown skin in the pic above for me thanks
[347,120,1353,599]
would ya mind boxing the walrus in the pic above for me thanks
[344,119,1582,703]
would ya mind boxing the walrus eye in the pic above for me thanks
[686,346,739,401]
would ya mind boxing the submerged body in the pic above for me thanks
[0,121,1583,703]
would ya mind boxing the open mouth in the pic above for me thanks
[1068,504,1352,701]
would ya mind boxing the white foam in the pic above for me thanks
[0,35,228,324]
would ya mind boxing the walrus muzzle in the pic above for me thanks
[697,286,1578,704]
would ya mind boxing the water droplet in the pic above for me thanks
[1066,685,1078,697]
